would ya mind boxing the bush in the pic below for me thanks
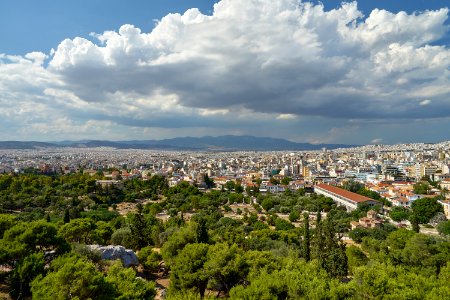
[437,220,450,236]
[138,246,162,273]
[274,218,295,231]
[289,211,300,222]
[389,206,411,222]
[111,227,134,249]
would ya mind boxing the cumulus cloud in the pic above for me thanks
[44,0,450,121]
[1,0,450,142]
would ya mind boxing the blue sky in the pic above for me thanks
[1,0,450,144]
[0,1,218,55]
[1,0,448,55]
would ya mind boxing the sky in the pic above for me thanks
[0,0,449,145]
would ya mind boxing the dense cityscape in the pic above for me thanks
[2,141,450,210]
[0,140,450,299]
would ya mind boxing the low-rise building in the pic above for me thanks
[314,183,380,211]
[351,210,384,230]
[96,180,123,189]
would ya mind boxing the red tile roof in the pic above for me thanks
[392,181,414,186]
[315,184,376,203]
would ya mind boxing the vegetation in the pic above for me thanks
[437,220,450,236]
[411,198,444,224]
[0,172,448,299]
[389,206,411,222]
[342,180,391,206]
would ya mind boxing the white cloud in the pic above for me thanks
[371,138,383,144]
[276,114,297,120]
[45,0,450,119]
[1,0,450,142]
[420,99,432,106]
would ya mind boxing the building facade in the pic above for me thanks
[314,184,379,212]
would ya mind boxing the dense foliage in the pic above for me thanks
[0,172,448,299]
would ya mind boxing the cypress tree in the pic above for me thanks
[410,214,420,233]
[315,207,324,261]
[63,209,70,224]
[196,218,209,244]
[303,213,311,261]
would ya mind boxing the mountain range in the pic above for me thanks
[0,135,355,151]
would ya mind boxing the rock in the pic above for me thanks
[88,245,138,267]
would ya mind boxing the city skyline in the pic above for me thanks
[1,0,450,144]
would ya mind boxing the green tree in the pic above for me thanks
[2,220,68,263]
[170,243,210,298]
[342,181,364,193]
[127,210,154,249]
[106,260,156,299]
[111,227,135,249]
[138,246,162,273]
[195,218,209,244]
[289,210,300,222]
[319,211,348,278]
[411,198,444,224]
[274,218,295,231]
[63,209,70,224]
[205,243,248,296]
[389,206,411,222]
[314,209,325,267]
[269,177,280,185]
[203,174,215,189]
[303,213,311,262]
[346,245,368,274]
[261,198,275,212]
[413,182,431,195]
[281,177,292,185]
[59,218,96,243]
[224,181,235,192]
[437,220,450,236]
[0,214,16,238]
[229,259,349,300]
[10,252,45,299]
[91,221,114,245]
[410,214,420,233]
[401,233,448,273]
[349,227,371,243]
[161,225,197,267]
[385,229,415,263]
[234,184,244,194]
[31,254,114,300]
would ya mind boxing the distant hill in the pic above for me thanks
[143,135,353,151]
[0,141,57,149]
[0,136,355,151]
